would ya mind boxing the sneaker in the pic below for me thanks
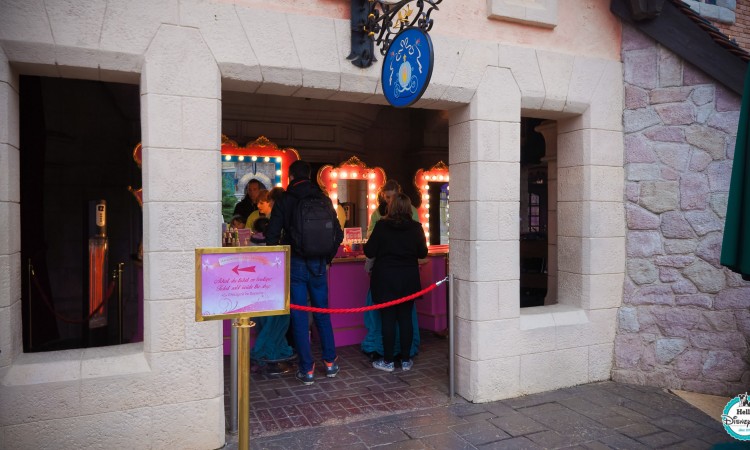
[401,359,414,371]
[324,358,340,378]
[372,359,394,373]
[295,366,315,385]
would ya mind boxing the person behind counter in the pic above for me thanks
[265,160,343,385]
[233,178,266,222]
[230,214,246,230]
[361,180,421,361]
[245,189,269,231]
[365,193,428,372]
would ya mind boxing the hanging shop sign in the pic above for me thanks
[381,27,434,108]
[195,246,290,321]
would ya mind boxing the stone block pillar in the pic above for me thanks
[449,67,522,402]
[140,24,225,448]
[0,47,21,370]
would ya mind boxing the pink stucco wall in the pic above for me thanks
[235,0,622,61]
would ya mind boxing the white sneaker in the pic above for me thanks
[401,359,413,371]
[372,359,394,372]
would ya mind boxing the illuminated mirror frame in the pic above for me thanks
[414,161,449,243]
[128,143,143,206]
[221,135,300,189]
[317,156,387,228]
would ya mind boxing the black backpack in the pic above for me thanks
[289,190,342,257]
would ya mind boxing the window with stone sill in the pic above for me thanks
[486,0,558,29]
[19,75,143,354]
[684,0,736,25]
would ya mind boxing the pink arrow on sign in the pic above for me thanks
[232,265,257,275]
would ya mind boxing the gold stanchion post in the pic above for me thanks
[235,317,255,450]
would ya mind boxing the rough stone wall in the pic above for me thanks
[613,24,750,396]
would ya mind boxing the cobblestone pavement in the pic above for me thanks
[224,333,744,449]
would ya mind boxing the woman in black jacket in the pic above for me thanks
[364,193,428,372]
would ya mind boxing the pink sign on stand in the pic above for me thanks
[195,246,290,321]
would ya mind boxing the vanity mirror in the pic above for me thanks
[317,156,386,235]
[414,161,449,245]
[220,135,300,223]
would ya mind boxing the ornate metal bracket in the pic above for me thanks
[348,0,442,68]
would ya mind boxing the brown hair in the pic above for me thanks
[380,179,401,196]
[385,193,413,222]
[269,187,285,203]
[256,189,270,203]
[377,179,402,215]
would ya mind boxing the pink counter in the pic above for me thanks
[222,250,448,354]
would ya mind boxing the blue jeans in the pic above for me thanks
[290,257,336,373]
[251,315,293,365]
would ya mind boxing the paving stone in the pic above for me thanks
[483,402,517,418]
[462,412,499,422]
[520,405,612,441]
[597,432,651,449]
[609,405,648,422]
[419,432,475,450]
[579,441,611,450]
[619,400,664,419]
[352,422,411,447]
[637,431,684,447]
[699,430,740,444]
[662,438,715,449]
[616,422,663,438]
[489,413,548,437]
[479,436,543,449]
[376,440,429,449]
[250,436,304,449]
[503,390,577,409]
[450,420,503,438]
[651,414,718,438]
[593,414,636,429]
[404,423,457,439]
[462,427,512,446]
[526,430,588,448]
[449,402,492,417]
[558,396,620,421]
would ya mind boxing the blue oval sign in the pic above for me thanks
[381,27,434,108]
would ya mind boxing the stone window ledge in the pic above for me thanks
[1,343,149,386]
[487,0,558,29]
[519,303,589,330]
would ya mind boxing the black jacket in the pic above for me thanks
[364,217,428,303]
[233,196,257,221]
[265,178,343,260]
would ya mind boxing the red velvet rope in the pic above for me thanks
[289,276,448,313]
[31,271,116,324]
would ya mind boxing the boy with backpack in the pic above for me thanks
[265,160,344,385]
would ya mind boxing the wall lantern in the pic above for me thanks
[348,0,442,69]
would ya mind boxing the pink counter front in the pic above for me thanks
[222,249,448,354]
